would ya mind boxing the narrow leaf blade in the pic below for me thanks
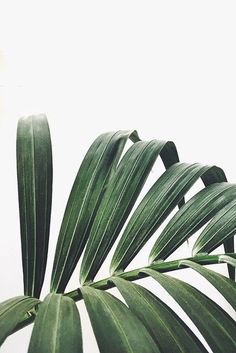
[80,140,180,284]
[51,130,138,292]
[17,115,53,297]
[149,183,236,263]
[143,268,236,353]
[193,199,236,256]
[112,277,208,353]
[219,254,236,268]
[81,286,160,353]
[111,163,225,274]
[180,260,236,310]
[0,296,40,346]
[28,293,82,353]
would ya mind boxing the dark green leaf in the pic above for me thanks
[0,296,40,346]
[111,163,225,274]
[51,130,139,292]
[143,268,236,353]
[112,277,208,353]
[81,286,160,353]
[193,199,236,256]
[180,260,236,310]
[80,140,180,284]
[28,293,82,353]
[149,183,236,263]
[223,237,235,280]
[17,115,53,298]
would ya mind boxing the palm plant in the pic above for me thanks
[1,114,236,353]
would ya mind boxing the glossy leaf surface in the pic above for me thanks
[111,163,226,274]
[80,140,179,284]
[0,296,39,346]
[51,130,139,292]
[149,183,236,263]
[144,269,236,353]
[28,293,82,353]
[112,277,208,353]
[17,115,53,297]
[81,286,160,353]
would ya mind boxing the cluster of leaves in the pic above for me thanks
[1,115,236,352]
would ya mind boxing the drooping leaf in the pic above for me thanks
[51,130,139,292]
[143,269,236,353]
[180,260,236,310]
[149,182,236,263]
[112,277,208,353]
[81,286,160,353]
[28,293,82,353]
[0,296,40,346]
[110,163,226,274]
[80,140,180,284]
[17,115,53,298]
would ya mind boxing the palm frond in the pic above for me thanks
[1,117,236,353]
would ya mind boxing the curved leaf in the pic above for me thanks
[219,254,236,268]
[28,293,82,353]
[0,296,40,346]
[149,182,236,263]
[81,286,160,353]
[80,140,180,284]
[51,130,139,292]
[112,277,208,353]
[223,237,235,280]
[110,163,225,274]
[143,268,236,353]
[193,199,236,256]
[17,115,53,298]
[180,260,236,310]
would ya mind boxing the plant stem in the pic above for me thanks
[12,252,235,334]
[65,252,235,300]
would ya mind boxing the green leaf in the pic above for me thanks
[193,199,236,256]
[219,254,236,268]
[223,237,235,280]
[17,115,53,298]
[28,293,82,353]
[193,199,236,280]
[180,260,236,310]
[149,182,236,263]
[81,286,160,353]
[51,130,139,292]
[143,268,236,353]
[0,296,40,346]
[110,163,225,274]
[80,140,180,284]
[112,277,208,353]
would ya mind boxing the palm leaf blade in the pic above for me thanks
[51,130,138,292]
[149,183,236,263]
[0,296,40,346]
[193,199,236,255]
[219,254,236,268]
[81,286,160,353]
[17,115,53,298]
[28,293,82,353]
[111,163,226,274]
[143,268,236,353]
[112,277,208,353]
[80,140,180,284]
[180,260,236,310]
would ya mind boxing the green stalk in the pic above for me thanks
[12,253,235,334]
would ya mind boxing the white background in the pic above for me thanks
[0,1,236,352]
